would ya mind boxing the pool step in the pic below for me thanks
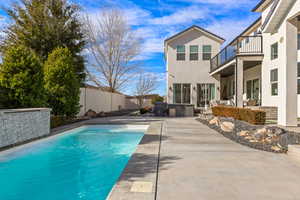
[288,145,300,163]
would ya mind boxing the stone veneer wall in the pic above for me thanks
[0,108,51,149]
[247,106,278,120]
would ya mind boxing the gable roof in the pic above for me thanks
[164,25,225,45]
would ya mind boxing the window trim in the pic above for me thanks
[271,42,278,60]
[189,45,199,61]
[202,45,212,60]
[173,83,191,104]
[270,68,278,96]
[176,45,185,61]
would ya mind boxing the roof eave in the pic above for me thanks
[164,25,225,46]
[252,0,273,12]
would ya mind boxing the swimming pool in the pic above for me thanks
[0,125,147,200]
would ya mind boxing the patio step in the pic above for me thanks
[288,145,300,163]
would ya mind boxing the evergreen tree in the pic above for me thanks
[2,0,86,84]
[44,47,80,117]
[0,45,45,108]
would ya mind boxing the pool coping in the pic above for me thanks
[0,116,163,152]
[107,121,163,200]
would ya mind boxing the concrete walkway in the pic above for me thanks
[157,118,300,200]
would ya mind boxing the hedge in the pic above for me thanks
[212,106,266,125]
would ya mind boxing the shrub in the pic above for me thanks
[212,106,266,125]
[44,47,80,117]
[50,115,69,129]
[0,45,45,108]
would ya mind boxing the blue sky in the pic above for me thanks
[0,0,261,95]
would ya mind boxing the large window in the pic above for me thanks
[246,79,260,100]
[173,83,191,104]
[270,68,278,96]
[271,42,278,60]
[176,45,185,61]
[190,45,198,61]
[227,79,235,97]
[197,84,215,107]
[202,45,212,60]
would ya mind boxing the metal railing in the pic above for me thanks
[210,35,263,73]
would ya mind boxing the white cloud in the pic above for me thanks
[149,6,209,25]
[123,8,151,26]
[205,16,259,45]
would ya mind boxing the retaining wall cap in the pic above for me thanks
[0,108,52,113]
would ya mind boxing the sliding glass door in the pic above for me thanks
[173,84,191,104]
[246,79,260,100]
[197,84,215,107]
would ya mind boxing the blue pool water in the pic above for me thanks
[0,125,145,200]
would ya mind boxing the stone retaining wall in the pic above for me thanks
[197,116,300,153]
[247,106,278,120]
[0,108,51,149]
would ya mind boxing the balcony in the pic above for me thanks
[210,36,263,73]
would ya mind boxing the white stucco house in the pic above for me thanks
[165,0,300,126]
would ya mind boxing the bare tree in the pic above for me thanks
[83,9,141,92]
[135,72,158,108]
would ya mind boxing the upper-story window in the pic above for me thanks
[270,68,278,96]
[176,45,185,61]
[202,45,212,60]
[271,42,278,60]
[190,45,198,61]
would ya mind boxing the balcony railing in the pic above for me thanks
[210,36,263,73]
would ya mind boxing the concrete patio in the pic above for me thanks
[156,118,300,200]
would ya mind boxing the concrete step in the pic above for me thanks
[288,145,300,163]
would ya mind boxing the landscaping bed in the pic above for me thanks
[197,116,300,153]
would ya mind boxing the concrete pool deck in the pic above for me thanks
[108,117,300,200]
[51,116,300,200]
[156,118,300,200]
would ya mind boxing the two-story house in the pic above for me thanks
[166,0,300,127]
[165,26,225,108]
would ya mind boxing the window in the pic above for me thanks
[197,84,215,107]
[176,45,185,61]
[228,79,235,97]
[174,84,182,103]
[297,63,300,94]
[298,34,300,50]
[190,45,198,61]
[173,83,191,104]
[270,69,278,96]
[203,45,212,60]
[246,79,260,100]
[271,42,278,60]
[182,84,191,104]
